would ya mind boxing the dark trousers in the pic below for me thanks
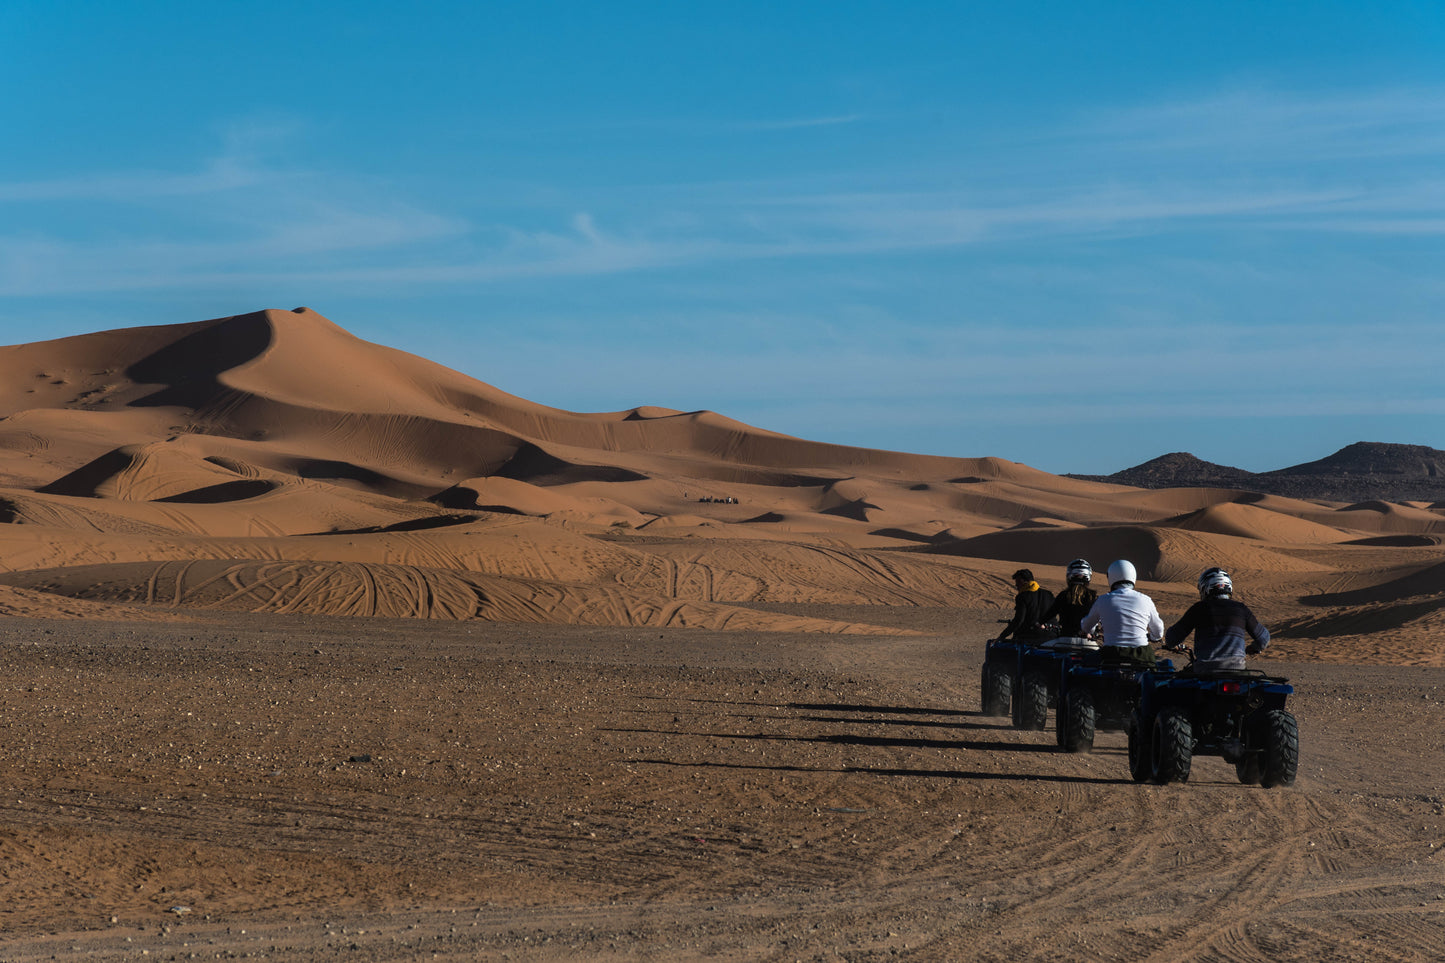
[1101,644,1156,667]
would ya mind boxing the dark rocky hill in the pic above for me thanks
[1086,452,1254,489]
[1071,442,1445,504]
[1267,441,1445,479]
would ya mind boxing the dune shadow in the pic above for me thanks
[127,311,274,407]
[39,448,136,497]
[1295,561,1445,608]
[309,514,482,536]
[497,443,649,485]
[156,479,277,503]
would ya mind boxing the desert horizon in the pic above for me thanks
[0,306,1440,665]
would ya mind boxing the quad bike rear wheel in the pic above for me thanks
[1017,671,1049,731]
[1061,688,1096,753]
[1151,707,1193,784]
[1259,709,1299,788]
[1235,754,1263,785]
[1126,710,1150,783]
[982,663,1012,718]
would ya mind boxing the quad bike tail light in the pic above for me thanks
[1218,681,1243,695]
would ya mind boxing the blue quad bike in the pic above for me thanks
[1055,647,1175,753]
[980,634,1093,730]
[1127,648,1298,787]
[979,635,1023,719]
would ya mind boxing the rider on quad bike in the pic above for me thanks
[1163,567,1271,672]
[1077,559,1164,666]
[980,566,1064,722]
[1042,558,1097,638]
[995,568,1054,643]
[1131,568,1295,786]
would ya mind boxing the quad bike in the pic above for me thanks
[1127,647,1298,787]
[979,634,1022,719]
[1014,636,1098,731]
[979,629,1093,730]
[1056,645,1175,753]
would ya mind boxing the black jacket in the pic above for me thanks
[999,585,1054,640]
[1165,596,1270,669]
[1044,586,1097,637]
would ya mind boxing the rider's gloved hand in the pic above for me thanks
[1246,642,1262,655]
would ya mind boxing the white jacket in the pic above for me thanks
[1079,585,1164,647]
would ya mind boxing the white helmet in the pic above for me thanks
[1198,567,1232,599]
[1106,559,1136,588]
[1066,558,1092,584]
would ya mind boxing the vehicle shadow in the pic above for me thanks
[601,726,1064,754]
[635,697,1011,730]
[633,757,1129,785]
[793,714,1008,731]
[788,701,975,717]
[605,698,1132,783]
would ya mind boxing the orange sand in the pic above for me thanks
[0,307,1440,665]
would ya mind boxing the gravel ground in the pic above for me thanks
[0,610,1441,962]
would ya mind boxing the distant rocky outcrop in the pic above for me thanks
[1072,442,1445,503]
[1268,442,1444,479]
[1086,452,1254,490]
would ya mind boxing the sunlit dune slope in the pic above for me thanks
[0,307,1442,659]
[1158,502,1354,544]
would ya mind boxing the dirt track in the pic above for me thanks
[1,610,1442,961]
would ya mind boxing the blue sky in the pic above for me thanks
[2,1,1443,475]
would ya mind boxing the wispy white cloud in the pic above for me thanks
[262,178,1394,290]
[0,158,277,203]
[0,116,308,203]
[1080,85,1445,162]
[475,308,1443,408]
[733,114,864,131]
[0,120,468,295]
[3,87,1443,295]
[424,88,1445,279]
[0,192,467,295]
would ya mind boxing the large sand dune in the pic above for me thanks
[0,307,1441,663]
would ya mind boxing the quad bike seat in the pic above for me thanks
[1039,636,1098,652]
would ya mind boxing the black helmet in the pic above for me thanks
[1198,567,1233,599]
[1065,558,1092,584]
